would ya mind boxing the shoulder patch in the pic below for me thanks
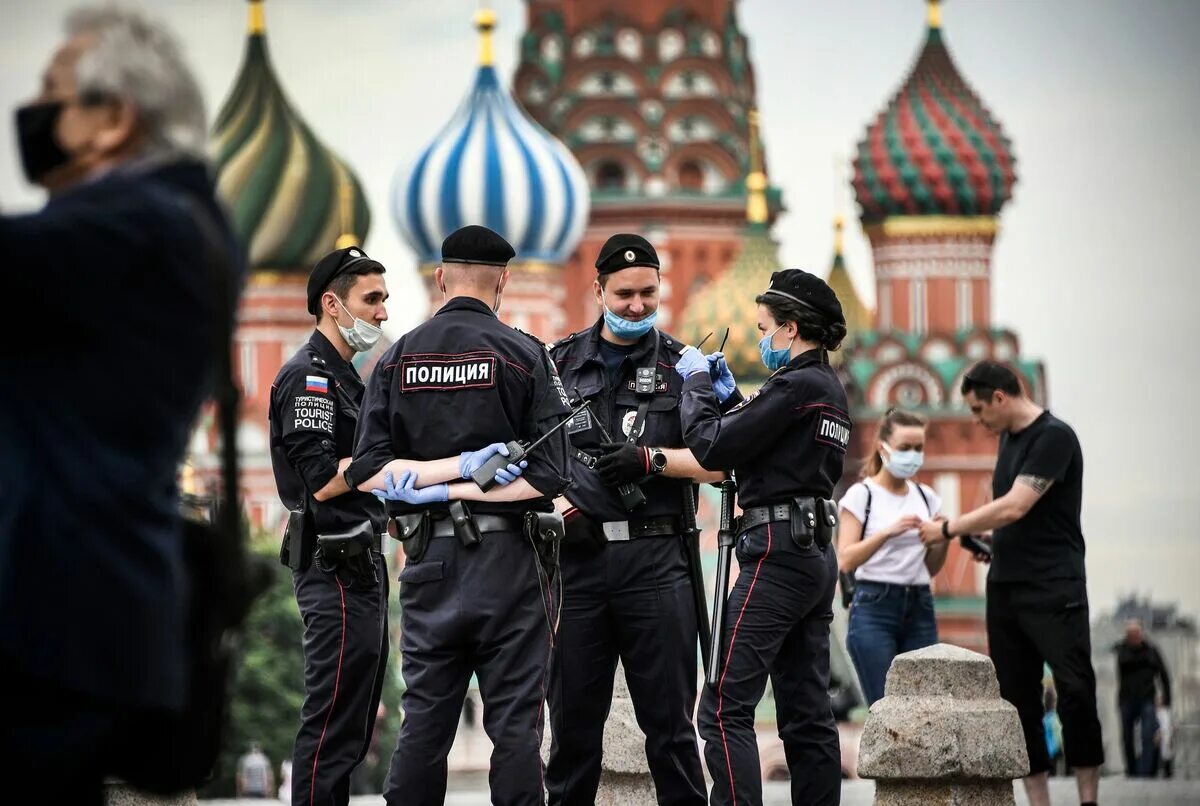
[512,326,545,347]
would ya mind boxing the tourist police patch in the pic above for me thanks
[291,393,334,435]
[400,353,497,392]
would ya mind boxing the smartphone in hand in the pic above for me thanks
[960,534,993,560]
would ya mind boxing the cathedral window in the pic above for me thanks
[617,29,642,61]
[663,69,719,98]
[659,29,684,62]
[596,161,627,190]
[578,70,637,97]
[678,161,703,191]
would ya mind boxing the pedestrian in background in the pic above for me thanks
[1114,619,1172,778]
[837,408,947,705]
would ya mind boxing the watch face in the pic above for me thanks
[651,450,667,471]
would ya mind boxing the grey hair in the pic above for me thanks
[66,5,207,159]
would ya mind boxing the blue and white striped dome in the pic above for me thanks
[393,53,589,266]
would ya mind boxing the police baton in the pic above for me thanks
[471,399,593,491]
[706,476,738,688]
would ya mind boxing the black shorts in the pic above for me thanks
[986,577,1105,775]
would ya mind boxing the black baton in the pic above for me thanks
[706,477,738,688]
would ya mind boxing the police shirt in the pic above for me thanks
[988,411,1086,583]
[550,321,694,523]
[679,349,851,508]
[350,296,572,515]
[268,330,387,534]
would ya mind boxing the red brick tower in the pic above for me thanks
[843,0,1044,651]
[513,0,781,334]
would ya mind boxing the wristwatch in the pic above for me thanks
[941,520,953,540]
[648,448,668,475]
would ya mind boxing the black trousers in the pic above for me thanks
[698,522,841,806]
[986,578,1105,776]
[385,531,552,806]
[546,535,706,805]
[292,550,389,806]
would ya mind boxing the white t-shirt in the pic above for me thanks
[839,479,942,585]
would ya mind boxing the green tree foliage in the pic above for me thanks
[200,540,405,798]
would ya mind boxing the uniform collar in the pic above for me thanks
[580,316,659,367]
[435,296,497,318]
[784,348,826,371]
[308,330,362,385]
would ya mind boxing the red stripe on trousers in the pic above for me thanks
[310,577,347,806]
[714,523,773,806]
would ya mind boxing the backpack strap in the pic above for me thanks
[913,481,932,517]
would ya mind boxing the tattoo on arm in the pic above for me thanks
[1016,474,1053,496]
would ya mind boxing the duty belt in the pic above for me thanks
[738,498,820,533]
[430,514,522,539]
[601,516,680,542]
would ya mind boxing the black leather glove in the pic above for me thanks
[595,442,650,486]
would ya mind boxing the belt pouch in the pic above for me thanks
[281,509,312,571]
[395,511,431,563]
[449,500,482,547]
[817,499,838,548]
[316,521,373,562]
[790,497,817,549]
[525,510,566,571]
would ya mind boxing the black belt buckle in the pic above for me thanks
[790,497,817,549]
[449,500,482,547]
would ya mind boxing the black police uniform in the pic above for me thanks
[680,271,851,806]
[545,311,707,804]
[269,323,390,806]
[349,226,572,806]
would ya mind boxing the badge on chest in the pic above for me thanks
[621,409,646,439]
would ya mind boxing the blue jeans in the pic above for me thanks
[1121,698,1158,777]
[845,580,939,705]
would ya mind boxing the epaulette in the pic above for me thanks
[545,331,580,353]
[657,331,685,354]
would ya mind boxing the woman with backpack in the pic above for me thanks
[837,408,948,704]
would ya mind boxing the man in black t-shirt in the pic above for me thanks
[918,362,1103,806]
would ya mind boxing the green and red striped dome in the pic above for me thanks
[852,11,1016,222]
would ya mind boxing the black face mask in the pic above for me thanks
[15,101,69,184]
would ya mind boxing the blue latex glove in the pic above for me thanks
[674,345,709,380]
[707,351,736,402]
[494,460,528,486]
[372,470,449,505]
[459,442,511,479]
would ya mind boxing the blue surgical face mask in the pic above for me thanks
[758,323,792,371]
[603,304,657,339]
[881,444,924,479]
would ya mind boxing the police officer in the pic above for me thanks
[543,234,726,804]
[268,246,391,806]
[678,269,850,806]
[348,225,573,806]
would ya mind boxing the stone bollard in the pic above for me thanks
[857,643,1029,805]
[596,662,656,805]
[104,781,197,806]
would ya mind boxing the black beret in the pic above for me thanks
[595,233,660,275]
[763,269,845,327]
[441,225,515,267]
[307,246,384,315]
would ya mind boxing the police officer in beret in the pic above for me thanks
[677,269,850,806]
[267,246,391,806]
[544,233,728,805]
[348,224,573,806]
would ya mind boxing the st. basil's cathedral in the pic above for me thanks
[192,0,1046,658]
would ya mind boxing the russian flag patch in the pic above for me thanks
[305,375,329,393]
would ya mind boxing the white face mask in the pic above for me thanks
[335,298,383,353]
[881,443,924,479]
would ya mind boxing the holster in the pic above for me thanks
[448,500,482,547]
[525,510,566,576]
[280,508,314,571]
[394,510,431,564]
[789,496,818,549]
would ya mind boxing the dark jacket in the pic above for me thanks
[0,159,242,710]
[1115,639,1172,706]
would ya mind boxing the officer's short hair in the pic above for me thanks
[65,6,207,159]
[318,262,386,322]
[961,361,1022,401]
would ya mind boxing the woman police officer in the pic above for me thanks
[675,268,850,806]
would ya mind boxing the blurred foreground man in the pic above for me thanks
[0,7,240,803]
